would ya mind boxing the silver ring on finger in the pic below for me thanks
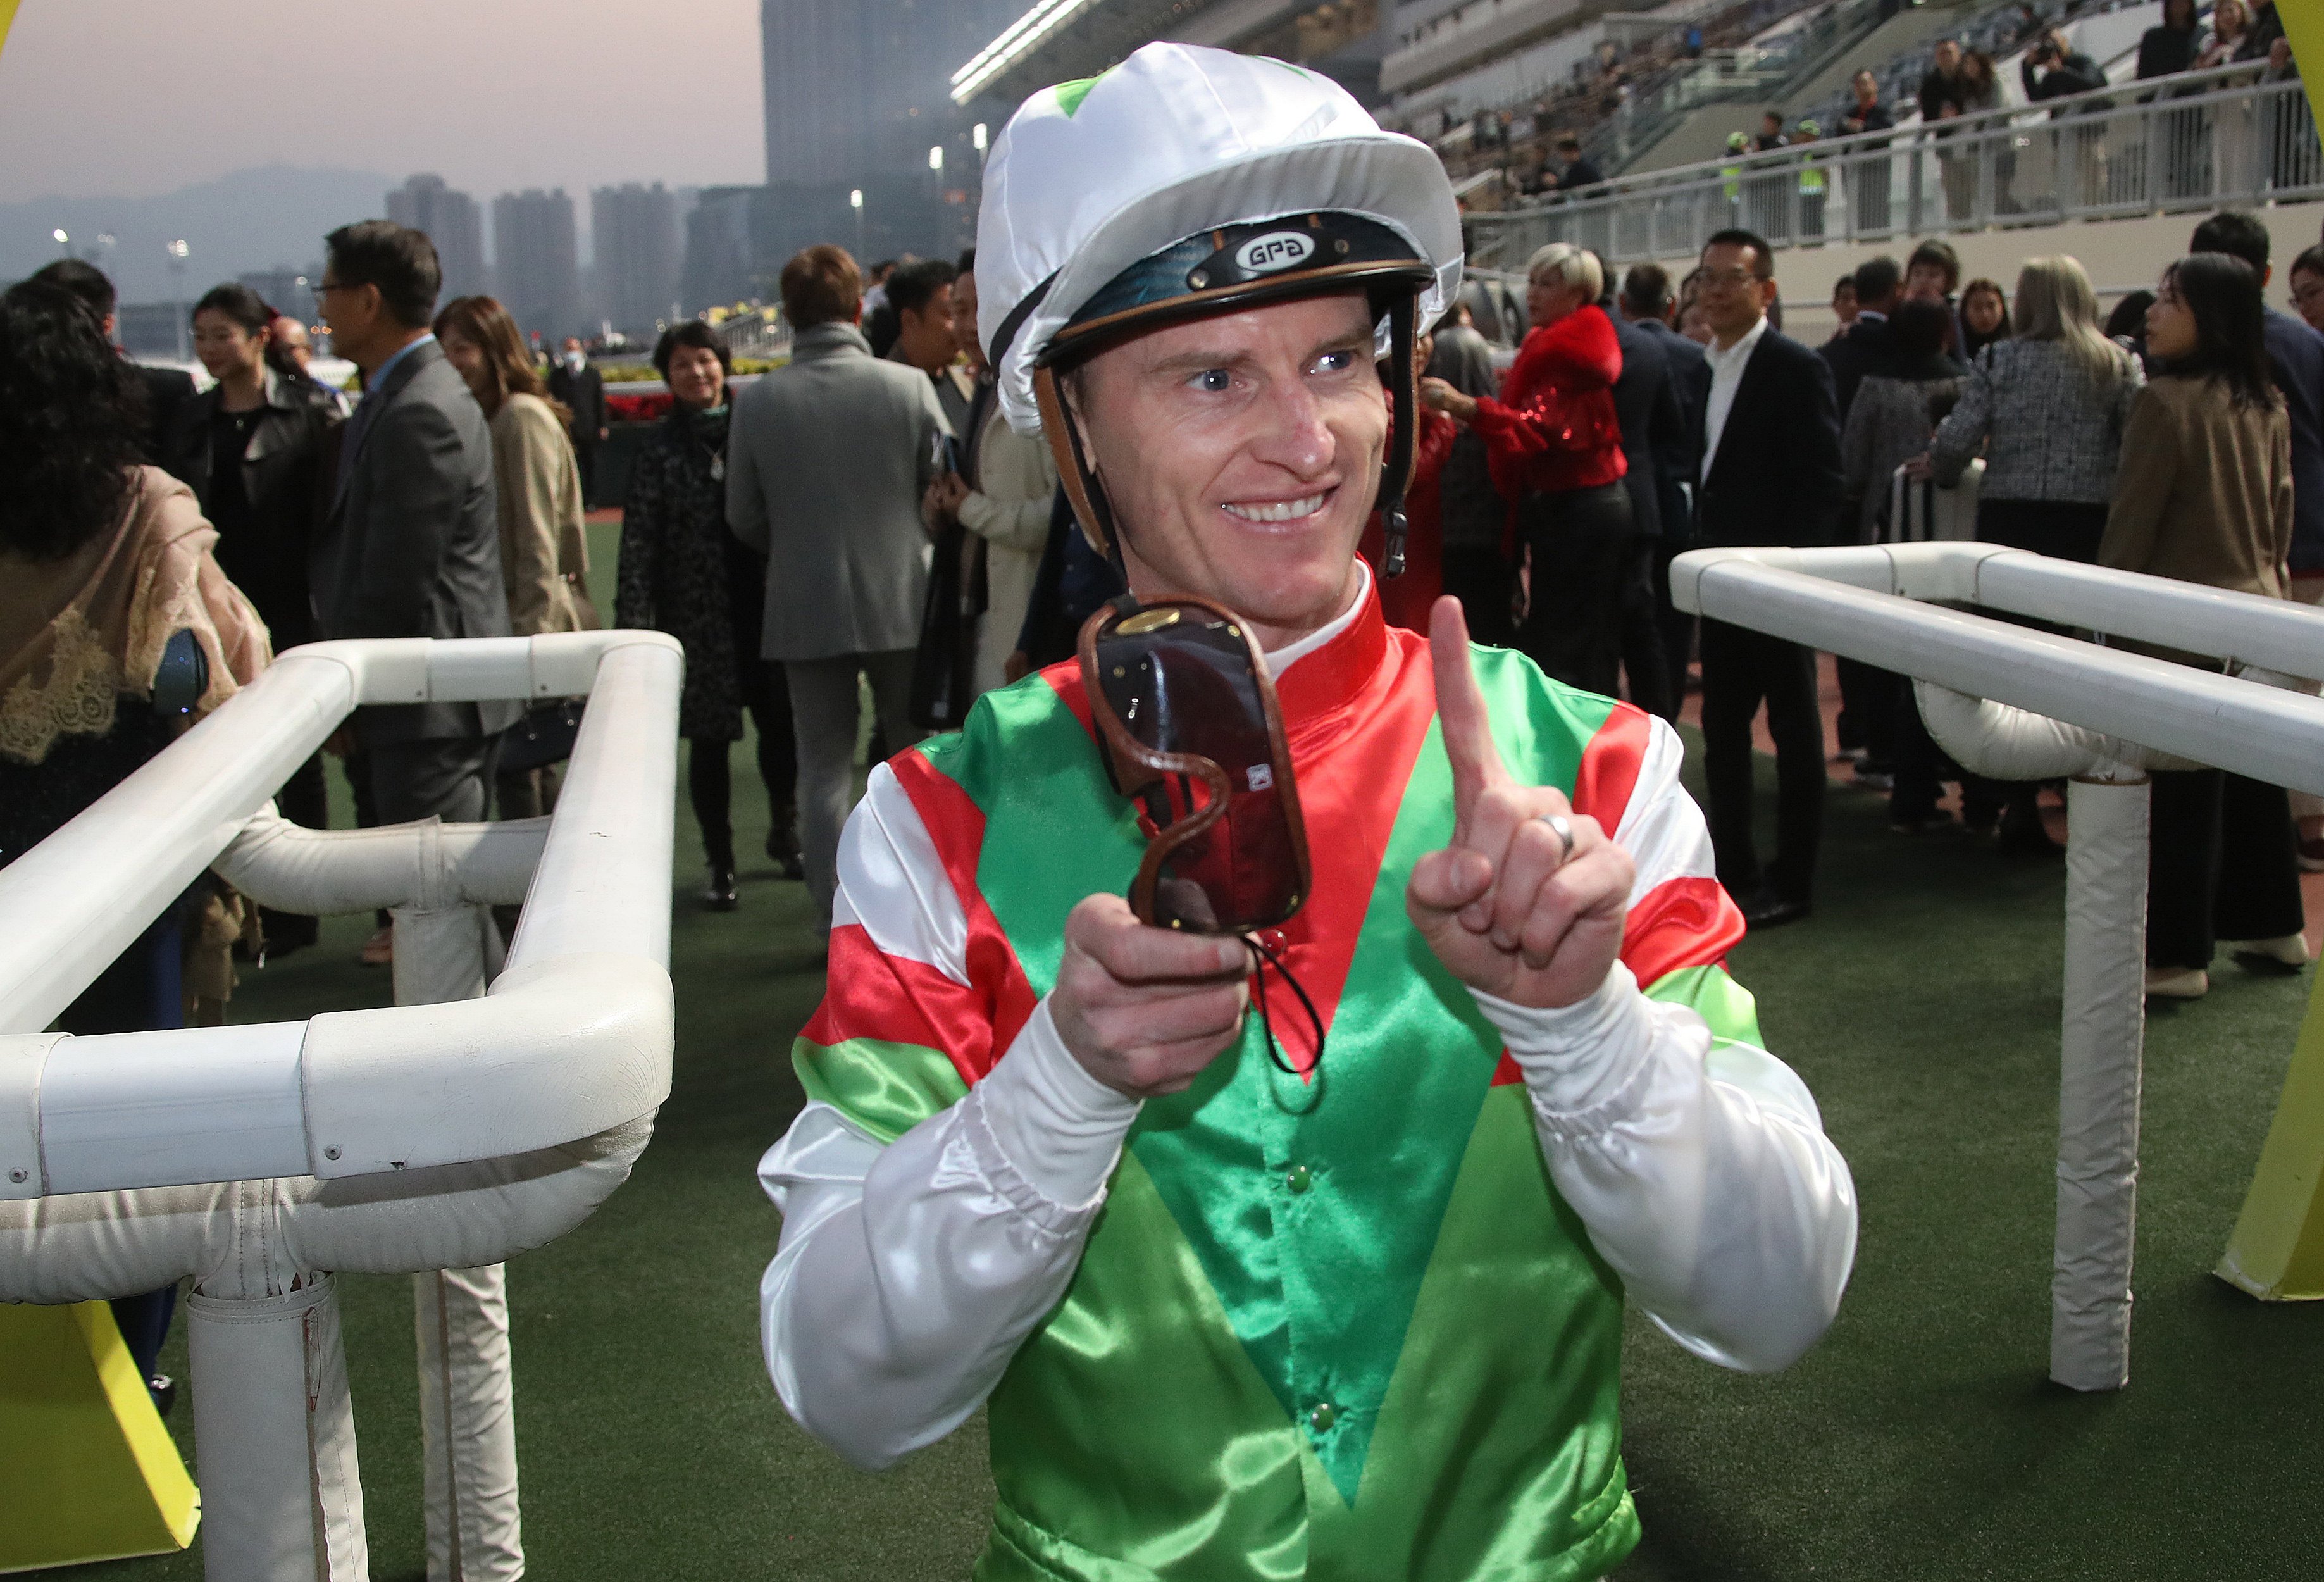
[1535,812,1575,863]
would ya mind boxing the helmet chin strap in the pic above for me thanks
[1034,363,1134,594]
[1032,289,1424,590]
[1377,291,1418,580]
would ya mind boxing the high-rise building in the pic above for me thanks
[492,189,583,345]
[681,186,765,315]
[592,182,683,335]
[758,0,1022,268]
[385,174,487,301]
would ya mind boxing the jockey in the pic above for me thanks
[759,42,1857,1581]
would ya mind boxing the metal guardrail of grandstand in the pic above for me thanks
[1467,63,2320,270]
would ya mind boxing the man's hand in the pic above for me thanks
[922,472,971,531]
[1407,597,1633,1007]
[1052,894,1250,1098]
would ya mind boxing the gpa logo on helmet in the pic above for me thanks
[1234,231,1315,275]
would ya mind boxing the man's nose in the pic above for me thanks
[1245,377,1337,477]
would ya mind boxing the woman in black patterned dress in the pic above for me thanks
[616,321,800,908]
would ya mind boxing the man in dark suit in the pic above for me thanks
[1817,254,1900,425]
[1619,263,1708,709]
[310,220,519,831]
[1818,254,1902,769]
[548,335,608,505]
[1603,279,1687,721]
[1689,228,1845,929]
[28,258,194,462]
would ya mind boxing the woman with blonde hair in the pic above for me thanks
[1927,254,2143,851]
[433,294,594,816]
[1422,240,1629,692]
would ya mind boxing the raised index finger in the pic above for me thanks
[1428,595,1509,840]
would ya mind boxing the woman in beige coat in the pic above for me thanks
[2101,252,2301,1000]
[435,295,594,816]
[927,262,1060,697]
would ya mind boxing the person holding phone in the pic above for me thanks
[755,46,1856,1581]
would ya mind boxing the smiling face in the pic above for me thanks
[438,327,493,406]
[1069,291,1385,650]
[192,308,264,382]
[666,342,724,409]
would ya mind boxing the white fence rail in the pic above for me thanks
[1670,541,2324,1391]
[0,630,683,1580]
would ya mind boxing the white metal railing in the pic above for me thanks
[1467,63,2318,268]
[0,629,682,1581]
[1670,540,2324,1393]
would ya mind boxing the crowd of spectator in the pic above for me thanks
[1457,0,2304,228]
[8,159,2324,1101]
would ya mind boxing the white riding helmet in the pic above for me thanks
[974,43,1464,574]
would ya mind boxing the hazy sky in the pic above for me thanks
[0,0,767,206]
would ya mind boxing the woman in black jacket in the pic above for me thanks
[160,282,340,949]
[2137,0,2202,80]
[616,321,800,909]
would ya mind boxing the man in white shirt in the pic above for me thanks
[1686,228,1845,930]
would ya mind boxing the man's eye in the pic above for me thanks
[1313,349,1358,375]
[1190,368,1233,393]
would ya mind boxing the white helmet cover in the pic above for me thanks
[976,43,1465,435]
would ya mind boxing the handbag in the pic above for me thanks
[498,698,584,774]
[909,516,985,731]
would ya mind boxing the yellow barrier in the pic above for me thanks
[0,1301,199,1573]
[2287,3,2324,168]
[2218,962,2324,1300]
[0,2,19,58]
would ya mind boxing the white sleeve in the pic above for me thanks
[757,767,1140,1469]
[1474,717,1858,1371]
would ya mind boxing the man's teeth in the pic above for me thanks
[1222,493,1327,523]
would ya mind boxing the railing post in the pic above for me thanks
[184,1273,369,1581]
[394,900,526,1582]
[2053,769,2152,1392]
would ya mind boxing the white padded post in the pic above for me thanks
[2053,771,2152,1390]
[185,1277,368,1581]
[394,900,523,1581]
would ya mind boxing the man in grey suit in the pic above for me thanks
[729,243,947,928]
[311,220,519,828]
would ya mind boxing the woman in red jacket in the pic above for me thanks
[1423,242,1629,692]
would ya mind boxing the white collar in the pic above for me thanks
[1264,559,1372,676]
[1707,314,1771,369]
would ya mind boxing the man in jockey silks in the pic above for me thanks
[759,44,1858,1582]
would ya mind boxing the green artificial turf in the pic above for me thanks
[49,549,2324,1576]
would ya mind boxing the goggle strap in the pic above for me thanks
[1245,933,1327,1079]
